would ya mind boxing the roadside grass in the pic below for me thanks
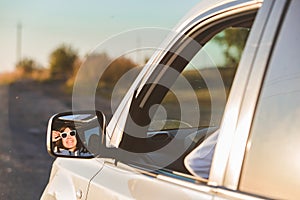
[0,69,50,85]
[0,71,22,85]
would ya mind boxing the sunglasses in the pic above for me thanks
[60,130,76,138]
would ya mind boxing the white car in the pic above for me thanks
[42,0,300,199]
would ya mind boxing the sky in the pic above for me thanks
[0,0,200,72]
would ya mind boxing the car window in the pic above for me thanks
[148,27,250,131]
[239,1,300,199]
[145,26,251,175]
[119,10,258,176]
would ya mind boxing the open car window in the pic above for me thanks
[117,8,258,181]
[148,27,250,131]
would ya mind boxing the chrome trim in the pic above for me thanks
[156,174,212,193]
[118,164,264,200]
[116,161,215,196]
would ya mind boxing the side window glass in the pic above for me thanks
[240,2,300,199]
[120,13,257,178]
[149,27,250,131]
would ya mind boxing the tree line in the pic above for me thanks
[13,44,138,91]
[9,27,247,89]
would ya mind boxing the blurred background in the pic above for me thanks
[0,0,200,199]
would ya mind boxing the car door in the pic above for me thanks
[208,0,296,199]
[41,158,104,200]
[87,1,264,199]
[237,0,300,199]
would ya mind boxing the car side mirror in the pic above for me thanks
[46,110,106,158]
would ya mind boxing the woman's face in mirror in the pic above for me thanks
[61,127,77,151]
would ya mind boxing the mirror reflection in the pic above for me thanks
[52,124,92,157]
[49,111,105,158]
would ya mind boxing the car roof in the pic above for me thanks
[173,0,263,33]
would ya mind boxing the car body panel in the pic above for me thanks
[222,0,289,188]
[41,158,104,200]
[87,160,214,200]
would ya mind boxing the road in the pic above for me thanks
[0,82,70,200]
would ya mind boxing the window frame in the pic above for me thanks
[126,9,259,133]
[208,0,289,192]
[118,1,262,185]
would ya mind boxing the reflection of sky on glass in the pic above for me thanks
[59,114,98,123]
[187,27,251,70]
[0,0,199,72]
[60,114,90,120]
[188,41,226,70]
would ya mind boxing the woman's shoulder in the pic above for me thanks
[78,151,93,157]
[55,148,93,157]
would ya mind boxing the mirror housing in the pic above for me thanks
[46,110,106,158]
